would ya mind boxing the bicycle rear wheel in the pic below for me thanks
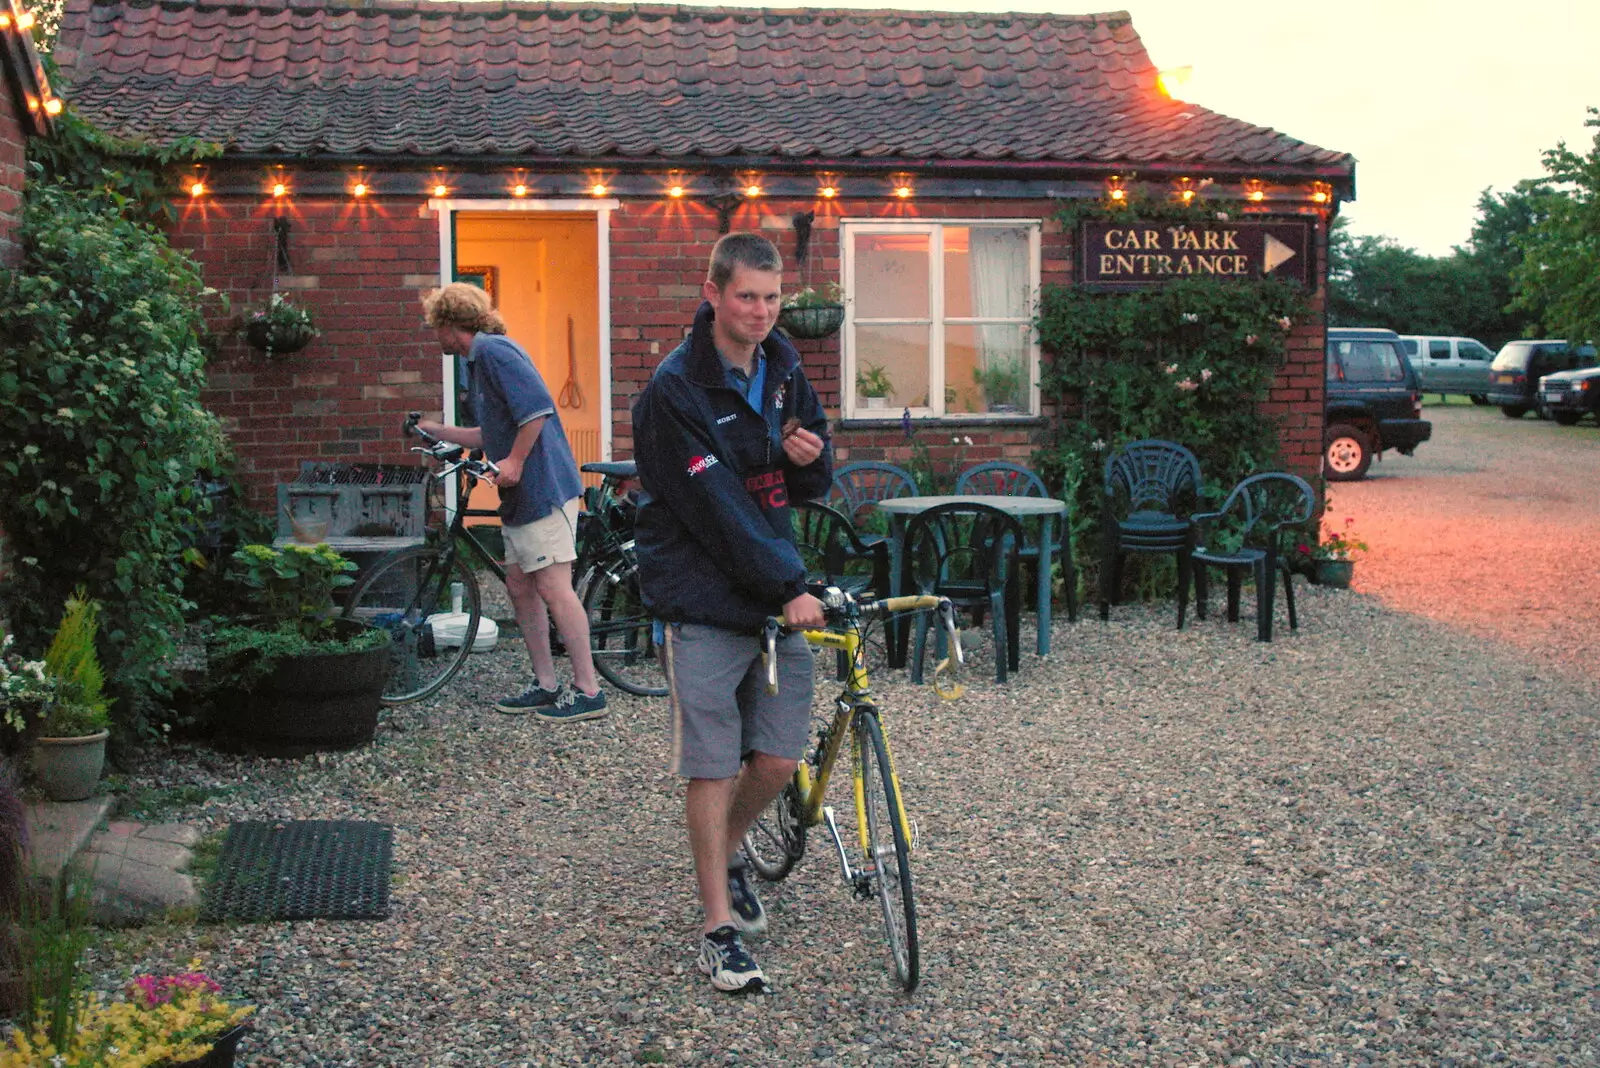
[856,709,919,991]
[743,780,806,881]
[342,545,480,704]
[583,558,666,697]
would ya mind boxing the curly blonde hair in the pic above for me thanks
[421,282,506,335]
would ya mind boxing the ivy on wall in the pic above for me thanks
[1033,200,1314,600]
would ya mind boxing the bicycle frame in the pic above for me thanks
[774,594,960,857]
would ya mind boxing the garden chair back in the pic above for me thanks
[901,502,1024,683]
[1099,439,1203,624]
[826,461,918,535]
[1180,472,1315,642]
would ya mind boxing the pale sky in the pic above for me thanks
[675,0,1600,258]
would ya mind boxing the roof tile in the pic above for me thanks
[55,0,1351,172]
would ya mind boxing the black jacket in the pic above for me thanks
[632,302,833,633]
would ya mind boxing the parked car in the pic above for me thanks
[1538,351,1600,425]
[1325,327,1432,481]
[1398,335,1494,403]
[1486,339,1596,418]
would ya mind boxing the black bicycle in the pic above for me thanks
[339,413,664,703]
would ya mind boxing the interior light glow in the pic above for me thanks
[744,184,762,197]
[894,186,913,199]
[1247,190,1265,202]
[668,185,685,198]
[1109,188,1126,201]
[513,183,529,197]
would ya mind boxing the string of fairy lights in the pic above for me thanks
[182,170,1338,207]
[1,3,62,116]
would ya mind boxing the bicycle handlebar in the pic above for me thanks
[760,587,964,695]
[405,411,500,480]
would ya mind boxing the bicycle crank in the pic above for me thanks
[823,805,878,900]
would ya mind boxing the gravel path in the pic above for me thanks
[1335,402,1600,681]
[94,582,1599,1066]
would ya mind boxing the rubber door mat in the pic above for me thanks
[202,820,392,922]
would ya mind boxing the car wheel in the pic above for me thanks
[1500,405,1528,419]
[1553,411,1582,426]
[1324,423,1372,482]
[1470,394,1489,406]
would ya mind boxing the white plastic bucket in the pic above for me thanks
[428,612,499,652]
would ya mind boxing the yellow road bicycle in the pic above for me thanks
[744,588,965,992]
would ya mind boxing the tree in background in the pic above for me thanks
[1511,109,1600,346]
[1327,215,1533,350]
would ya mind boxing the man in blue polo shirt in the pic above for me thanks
[418,283,607,722]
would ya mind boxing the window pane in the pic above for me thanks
[1336,341,1405,382]
[855,324,929,410]
[947,324,1028,413]
[1428,341,1451,359]
[854,232,930,319]
[944,227,1029,319]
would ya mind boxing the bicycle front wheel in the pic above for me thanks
[856,709,919,991]
[583,558,666,697]
[342,545,480,704]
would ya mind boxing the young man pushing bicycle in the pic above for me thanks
[632,233,832,993]
[417,282,608,723]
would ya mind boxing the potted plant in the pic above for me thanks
[241,293,319,357]
[777,281,845,340]
[3,960,255,1066]
[1296,515,1367,588]
[4,593,113,802]
[855,361,895,410]
[207,544,392,754]
[972,359,1026,413]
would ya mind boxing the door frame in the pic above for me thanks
[430,197,619,510]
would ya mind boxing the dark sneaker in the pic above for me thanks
[697,925,765,994]
[494,684,561,715]
[727,864,768,936]
[535,685,609,724]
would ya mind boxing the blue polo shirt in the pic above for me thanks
[466,332,582,527]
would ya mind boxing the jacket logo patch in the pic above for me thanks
[715,413,738,425]
[772,384,787,411]
[686,454,720,477]
[744,469,788,509]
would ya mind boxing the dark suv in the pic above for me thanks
[1487,339,1595,418]
[1538,349,1600,425]
[1324,327,1432,481]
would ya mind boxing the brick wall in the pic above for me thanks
[168,183,1329,508]
[0,61,24,269]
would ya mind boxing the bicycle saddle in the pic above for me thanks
[581,460,637,479]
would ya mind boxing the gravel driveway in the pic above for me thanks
[96,574,1599,1066]
[1334,402,1600,681]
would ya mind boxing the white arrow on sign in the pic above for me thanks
[1262,233,1297,273]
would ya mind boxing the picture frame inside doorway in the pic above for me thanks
[454,266,497,307]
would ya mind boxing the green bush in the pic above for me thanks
[0,181,226,739]
[39,590,111,737]
[1034,273,1312,602]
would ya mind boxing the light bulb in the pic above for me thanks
[669,185,684,198]
[18,11,35,30]
[189,181,205,197]
[819,186,837,199]
[352,182,368,197]
[591,184,608,197]
[272,182,287,198]
[744,184,761,197]
[894,186,912,199]
[433,184,448,197]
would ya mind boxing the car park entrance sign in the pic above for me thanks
[1079,219,1311,290]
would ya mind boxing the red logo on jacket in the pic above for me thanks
[744,469,788,510]
[686,454,720,477]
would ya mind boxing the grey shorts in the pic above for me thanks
[663,622,814,780]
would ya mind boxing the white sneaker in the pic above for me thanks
[697,925,766,994]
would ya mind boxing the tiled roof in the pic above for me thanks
[54,0,1351,173]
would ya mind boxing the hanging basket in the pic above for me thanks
[777,303,845,340]
[245,318,317,358]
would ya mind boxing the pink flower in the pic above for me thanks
[1165,363,1179,374]
[1176,378,1199,392]
[1245,334,1258,345]
[1200,368,1214,382]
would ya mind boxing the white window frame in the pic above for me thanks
[840,218,1041,421]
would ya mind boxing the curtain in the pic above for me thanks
[968,229,1027,405]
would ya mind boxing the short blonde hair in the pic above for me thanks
[422,282,506,335]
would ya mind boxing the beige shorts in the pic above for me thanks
[503,497,580,574]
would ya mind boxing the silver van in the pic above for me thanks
[1398,335,1494,402]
